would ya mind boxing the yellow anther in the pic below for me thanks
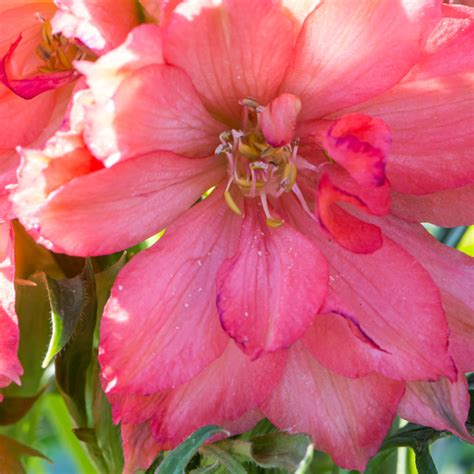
[224,191,243,216]
[57,47,73,69]
[240,98,259,109]
[266,217,284,228]
[282,162,298,190]
[238,142,259,159]
[235,177,265,189]
[36,45,51,62]
[41,21,53,46]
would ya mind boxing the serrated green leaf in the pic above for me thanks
[250,432,314,472]
[156,425,229,474]
[0,434,50,474]
[201,445,247,474]
[0,388,45,425]
[414,446,438,474]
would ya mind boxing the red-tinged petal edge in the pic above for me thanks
[317,174,383,253]
[216,200,328,359]
[0,35,78,100]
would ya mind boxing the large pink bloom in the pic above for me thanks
[13,1,474,471]
[0,222,22,400]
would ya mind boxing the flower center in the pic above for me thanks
[216,98,306,227]
[35,17,87,73]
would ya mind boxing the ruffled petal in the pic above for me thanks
[100,192,239,395]
[13,132,225,256]
[262,343,404,471]
[216,200,328,358]
[163,0,300,123]
[282,0,441,119]
[52,0,139,53]
[398,375,474,442]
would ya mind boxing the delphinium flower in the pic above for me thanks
[12,0,474,471]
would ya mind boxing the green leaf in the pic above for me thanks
[249,432,313,472]
[200,445,247,474]
[42,261,95,367]
[0,434,50,474]
[54,260,97,427]
[156,425,229,474]
[0,388,45,425]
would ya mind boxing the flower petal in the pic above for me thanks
[100,191,239,395]
[216,200,328,359]
[398,375,474,442]
[52,0,139,53]
[262,343,404,471]
[84,64,225,164]
[163,0,299,123]
[282,0,441,119]
[259,93,301,148]
[14,133,225,256]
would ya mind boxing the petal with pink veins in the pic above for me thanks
[84,64,225,164]
[323,113,391,187]
[52,0,140,53]
[316,174,383,254]
[350,11,474,194]
[163,0,300,124]
[0,222,22,399]
[216,200,328,359]
[262,343,404,472]
[100,192,239,395]
[14,135,225,256]
[373,216,474,373]
[398,375,474,443]
[259,93,301,148]
[391,184,474,227]
[282,0,441,119]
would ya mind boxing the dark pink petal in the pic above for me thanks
[216,201,328,359]
[289,202,457,382]
[163,0,299,123]
[0,35,77,100]
[52,0,139,53]
[323,113,391,187]
[121,422,162,474]
[282,0,441,119]
[391,185,474,227]
[0,222,22,398]
[150,343,286,446]
[100,192,239,395]
[398,375,474,442]
[259,94,301,147]
[317,175,383,254]
[84,64,225,163]
[351,12,474,194]
[374,216,474,373]
[262,344,404,471]
[14,135,225,255]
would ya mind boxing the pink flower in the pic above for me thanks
[0,222,22,400]
[12,1,474,471]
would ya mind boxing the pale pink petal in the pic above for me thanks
[0,150,20,220]
[391,185,474,227]
[150,343,286,446]
[0,222,22,396]
[373,216,474,373]
[52,0,139,53]
[398,375,474,442]
[84,64,225,164]
[351,13,474,194]
[100,192,239,395]
[259,94,301,148]
[322,113,391,187]
[216,200,328,359]
[14,134,225,255]
[163,0,299,123]
[289,202,456,382]
[262,344,404,471]
[121,422,162,474]
[282,0,441,119]
[317,175,383,254]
